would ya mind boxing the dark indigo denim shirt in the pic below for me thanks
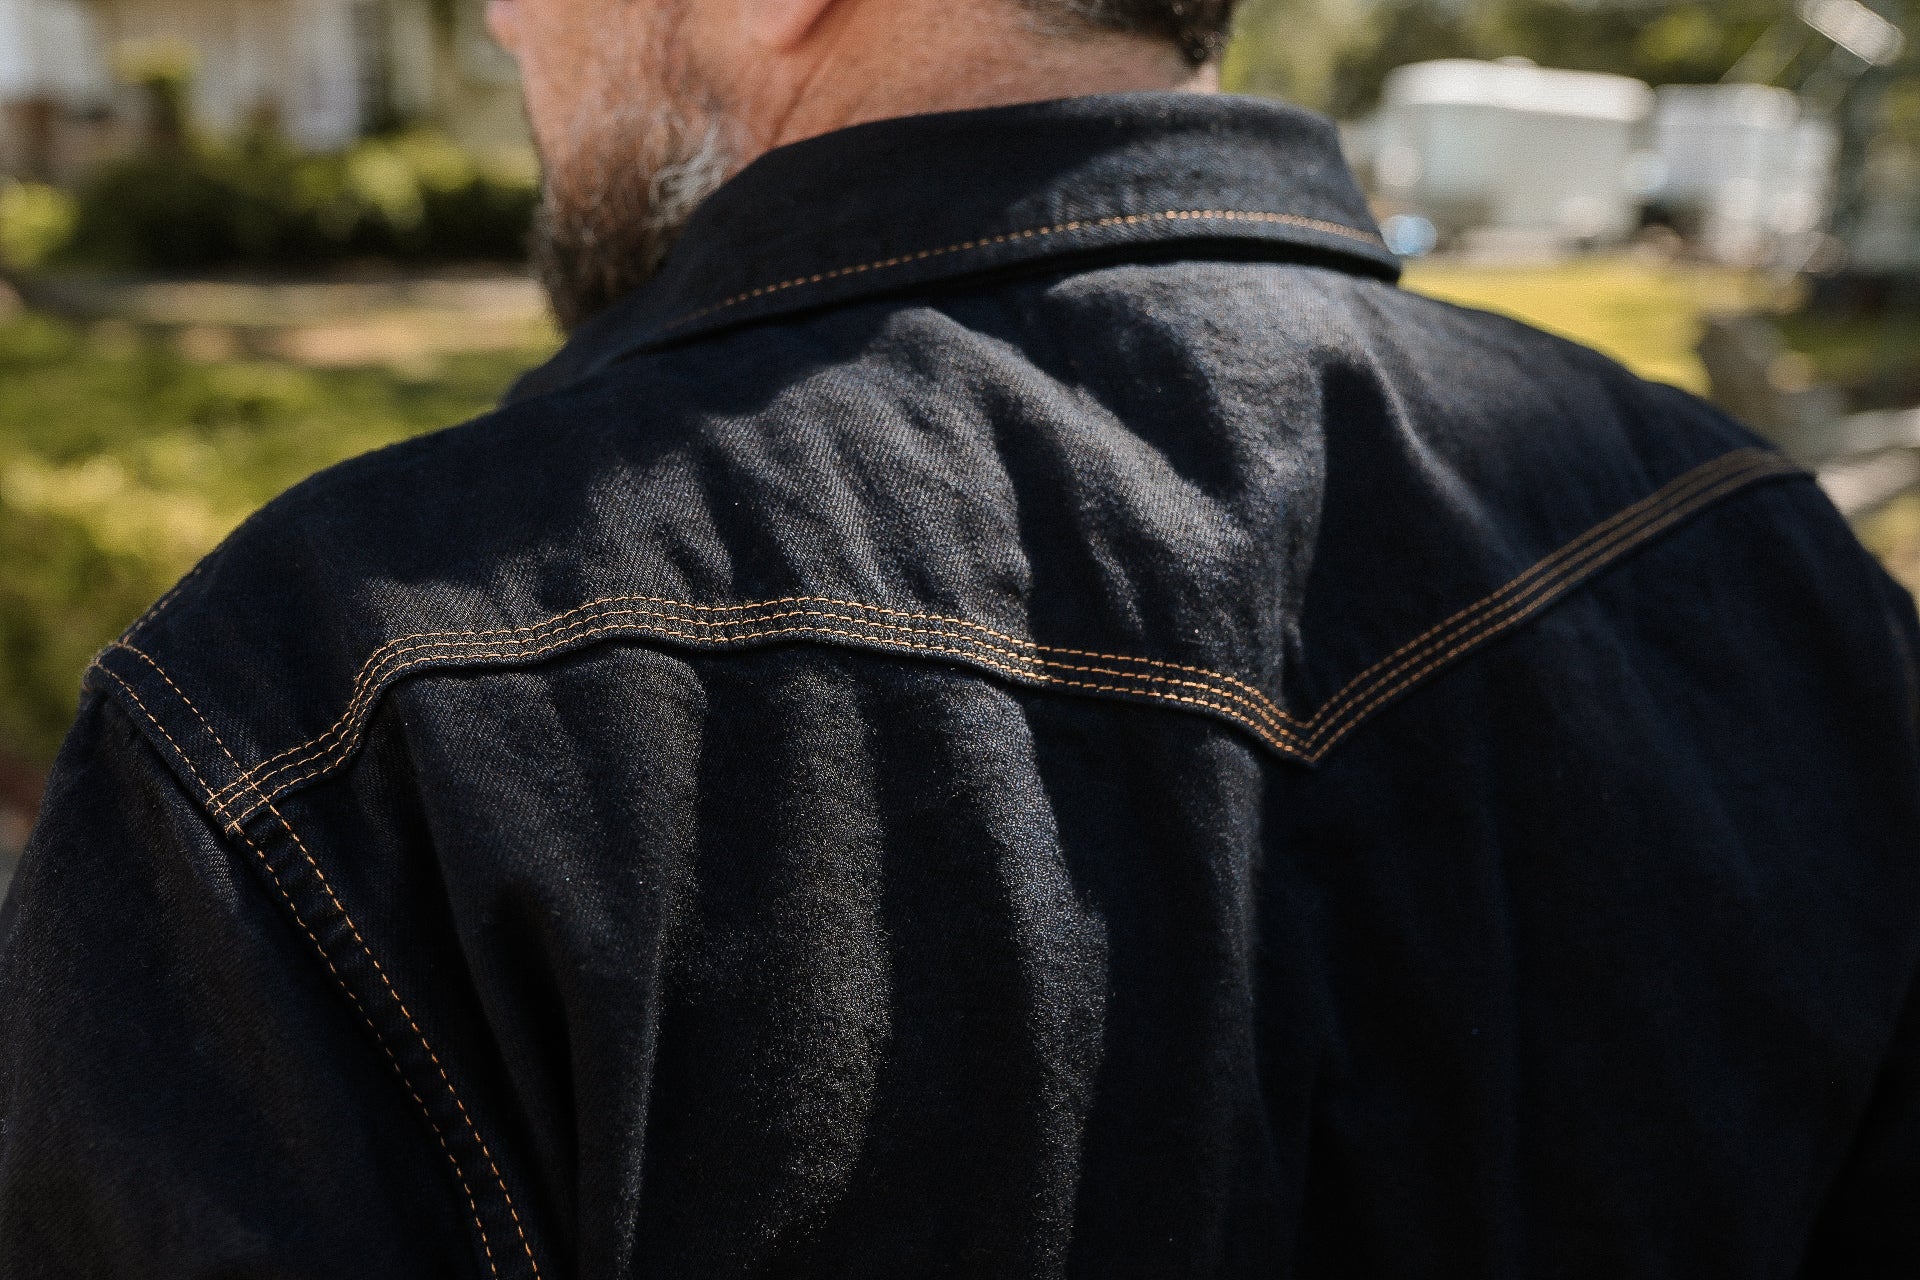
[4,94,1919,1280]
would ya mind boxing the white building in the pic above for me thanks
[1365,58,1656,251]
[84,0,525,149]
[1650,83,1836,266]
[0,0,107,102]
[1,0,527,179]
[0,0,112,177]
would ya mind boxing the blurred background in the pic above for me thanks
[0,0,1916,893]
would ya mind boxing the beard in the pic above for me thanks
[528,18,742,333]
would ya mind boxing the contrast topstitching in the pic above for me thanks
[90,651,544,1280]
[657,209,1388,333]
[93,447,1799,837]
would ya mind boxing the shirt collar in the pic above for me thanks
[507,91,1396,404]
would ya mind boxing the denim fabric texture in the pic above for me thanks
[3,93,1919,1279]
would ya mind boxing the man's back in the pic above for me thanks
[4,96,1918,1278]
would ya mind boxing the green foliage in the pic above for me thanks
[1479,0,1782,86]
[1222,0,1371,106]
[0,182,77,271]
[1320,0,1479,119]
[1774,307,1920,408]
[61,127,538,272]
[1225,0,1795,118]
[114,36,197,150]
[0,311,547,764]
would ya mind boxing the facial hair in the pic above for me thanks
[528,16,742,333]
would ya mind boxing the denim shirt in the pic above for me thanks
[4,94,1918,1279]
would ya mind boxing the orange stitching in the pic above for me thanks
[1309,455,1790,746]
[208,452,1783,814]
[203,605,1300,820]
[89,665,217,804]
[262,801,541,1278]
[1299,458,1790,759]
[122,560,207,642]
[218,616,1298,826]
[1301,463,1773,752]
[82,456,1795,1280]
[194,449,1798,820]
[216,602,1296,802]
[207,450,1783,812]
[1301,451,1790,745]
[234,818,503,1280]
[217,621,1282,817]
[209,596,1297,804]
[95,653,531,1279]
[1304,449,1778,729]
[1318,459,1733,705]
[117,449,1796,829]
[658,209,1386,333]
[110,641,247,773]
[243,821,503,1280]
[208,598,1301,812]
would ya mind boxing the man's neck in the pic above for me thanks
[699,0,1217,159]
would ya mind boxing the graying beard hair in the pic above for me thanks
[530,104,740,333]
[528,0,1228,332]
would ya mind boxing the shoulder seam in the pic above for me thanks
[86,654,543,1280]
[91,447,1802,827]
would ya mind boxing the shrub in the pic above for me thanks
[0,182,78,271]
[0,309,551,764]
[60,127,538,272]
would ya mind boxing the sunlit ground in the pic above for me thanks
[1401,252,1775,396]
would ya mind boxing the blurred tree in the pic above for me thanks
[1224,0,1798,118]
[1221,0,1373,105]
[112,37,199,152]
[1323,0,1480,117]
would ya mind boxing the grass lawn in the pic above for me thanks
[0,305,557,765]
[1401,253,1773,396]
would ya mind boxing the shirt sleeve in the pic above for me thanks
[0,694,473,1278]
[1797,968,1920,1277]
[1796,574,1920,1278]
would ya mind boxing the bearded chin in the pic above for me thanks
[530,114,740,334]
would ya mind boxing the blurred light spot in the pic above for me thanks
[1382,215,1439,258]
